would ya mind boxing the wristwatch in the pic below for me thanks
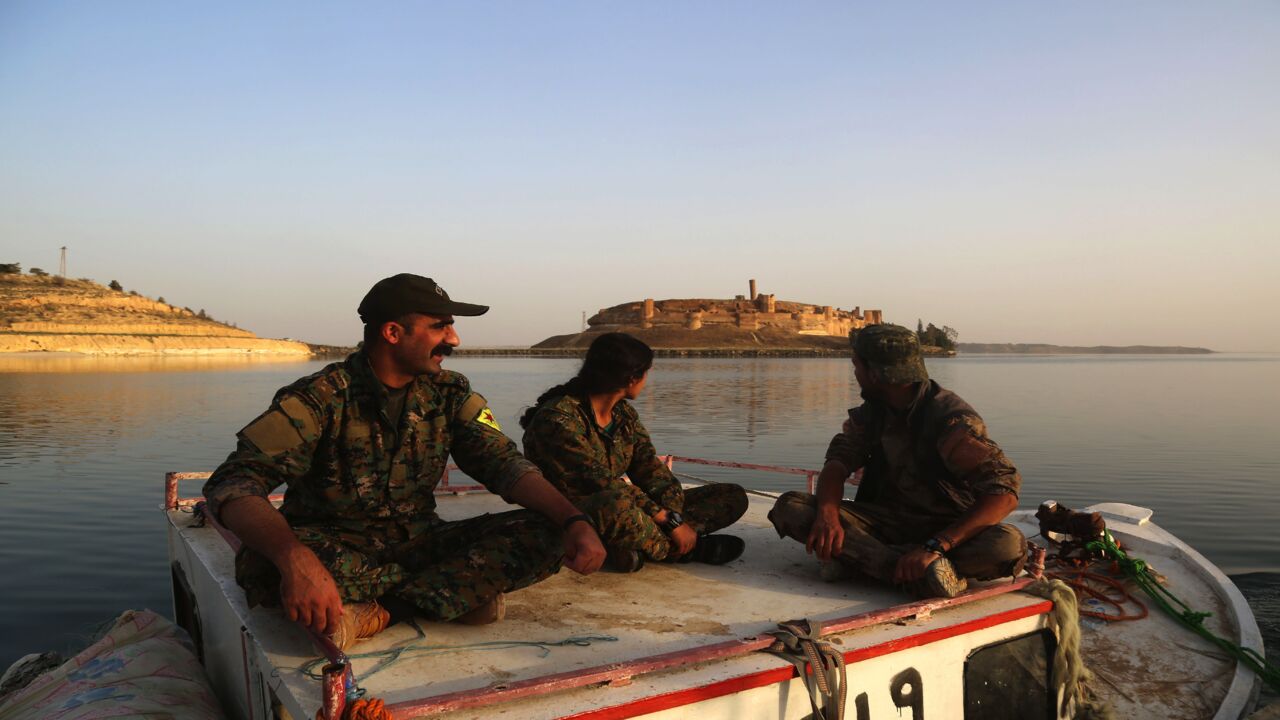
[659,510,685,534]
[922,536,947,556]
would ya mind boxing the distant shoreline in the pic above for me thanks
[309,343,1215,359]
[957,343,1213,355]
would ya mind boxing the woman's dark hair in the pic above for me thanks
[519,332,654,428]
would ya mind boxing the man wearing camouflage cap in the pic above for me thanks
[768,323,1025,598]
[204,274,606,650]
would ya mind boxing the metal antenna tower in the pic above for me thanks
[59,247,67,277]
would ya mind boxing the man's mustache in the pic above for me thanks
[433,344,453,357]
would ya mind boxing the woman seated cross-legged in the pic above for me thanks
[520,332,748,573]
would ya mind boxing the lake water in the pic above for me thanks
[1,352,1277,678]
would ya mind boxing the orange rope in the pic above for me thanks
[1046,557,1148,622]
[314,697,392,720]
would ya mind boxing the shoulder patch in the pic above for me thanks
[241,409,306,457]
[475,406,502,432]
[456,392,487,424]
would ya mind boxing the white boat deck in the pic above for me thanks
[164,485,1263,719]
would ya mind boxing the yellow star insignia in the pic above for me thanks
[475,407,502,432]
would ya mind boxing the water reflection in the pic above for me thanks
[0,353,317,374]
[0,353,1278,671]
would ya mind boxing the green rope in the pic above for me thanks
[1085,530,1280,694]
[299,624,619,685]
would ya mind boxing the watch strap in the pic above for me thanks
[923,536,946,555]
[563,513,592,531]
[660,510,684,533]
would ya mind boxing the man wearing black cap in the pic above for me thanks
[768,323,1026,598]
[203,274,606,650]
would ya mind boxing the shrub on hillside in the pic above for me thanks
[108,280,123,291]
[1,263,21,274]
[29,267,48,277]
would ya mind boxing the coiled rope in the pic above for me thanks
[1085,530,1280,695]
[1045,561,1149,622]
[1022,578,1115,719]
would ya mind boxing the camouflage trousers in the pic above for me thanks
[768,490,1025,581]
[236,510,563,621]
[577,483,749,561]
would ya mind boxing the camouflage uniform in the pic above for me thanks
[522,394,747,561]
[769,325,1025,581]
[203,351,562,621]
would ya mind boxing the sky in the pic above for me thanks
[1,2,1277,350]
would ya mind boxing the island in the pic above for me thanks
[526,279,946,357]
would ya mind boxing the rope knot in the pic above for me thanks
[765,618,847,720]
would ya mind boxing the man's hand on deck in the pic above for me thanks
[279,545,345,634]
[668,523,697,557]
[805,505,845,561]
[562,522,606,574]
[893,547,937,585]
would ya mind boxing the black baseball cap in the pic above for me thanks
[357,274,489,324]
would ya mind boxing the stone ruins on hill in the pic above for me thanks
[589,279,882,337]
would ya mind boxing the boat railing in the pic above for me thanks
[660,454,844,494]
[163,456,845,510]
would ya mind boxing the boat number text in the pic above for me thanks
[854,667,923,720]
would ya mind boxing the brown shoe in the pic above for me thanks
[453,593,506,625]
[914,557,968,599]
[328,601,391,652]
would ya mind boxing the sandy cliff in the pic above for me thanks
[0,274,310,356]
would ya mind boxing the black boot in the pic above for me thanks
[605,548,645,573]
[681,535,745,565]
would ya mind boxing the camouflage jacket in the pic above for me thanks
[521,394,683,516]
[203,351,536,538]
[826,379,1020,520]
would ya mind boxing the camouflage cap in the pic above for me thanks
[849,323,929,384]
[358,274,489,323]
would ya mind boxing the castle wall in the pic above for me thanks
[587,285,882,338]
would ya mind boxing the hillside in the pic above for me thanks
[0,273,310,356]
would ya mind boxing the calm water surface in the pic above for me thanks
[1,352,1277,671]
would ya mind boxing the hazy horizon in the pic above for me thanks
[3,3,1277,351]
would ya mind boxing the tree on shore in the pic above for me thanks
[1,263,21,274]
[30,267,48,277]
[917,321,958,351]
[108,280,123,291]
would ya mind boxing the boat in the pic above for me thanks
[162,457,1267,719]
